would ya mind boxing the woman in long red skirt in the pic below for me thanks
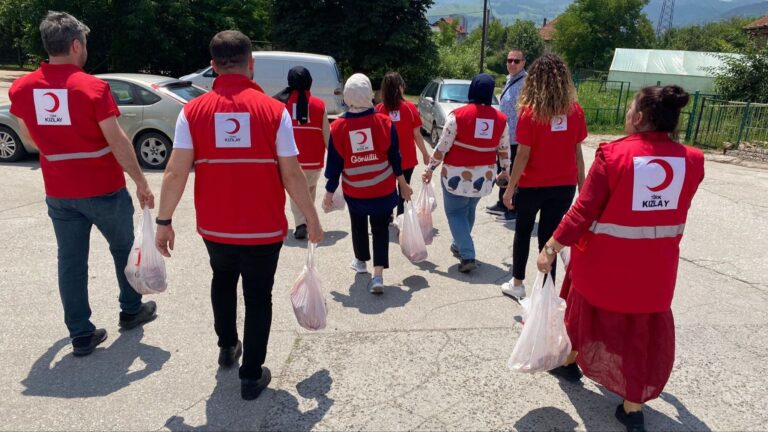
[536,85,705,432]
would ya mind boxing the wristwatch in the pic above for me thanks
[544,245,558,256]
[156,218,172,226]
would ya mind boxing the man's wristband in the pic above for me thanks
[156,218,172,226]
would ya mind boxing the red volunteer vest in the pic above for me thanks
[570,132,705,313]
[185,74,287,245]
[286,91,326,169]
[375,101,418,170]
[444,104,507,167]
[8,63,125,198]
[331,113,396,199]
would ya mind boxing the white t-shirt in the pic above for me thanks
[173,108,299,157]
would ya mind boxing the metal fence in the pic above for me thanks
[693,97,768,155]
[573,78,632,126]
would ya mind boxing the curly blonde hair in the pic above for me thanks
[517,53,578,122]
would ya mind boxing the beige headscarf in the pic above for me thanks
[343,73,374,113]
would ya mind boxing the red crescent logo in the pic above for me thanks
[354,131,368,145]
[44,92,60,113]
[225,118,240,135]
[480,121,490,132]
[646,159,674,192]
[556,117,564,126]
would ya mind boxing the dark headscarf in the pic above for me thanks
[467,73,495,106]
[274,66,313,124]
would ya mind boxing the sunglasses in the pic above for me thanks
[507,58,524,64]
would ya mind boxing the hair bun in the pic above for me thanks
[661,85,689,109]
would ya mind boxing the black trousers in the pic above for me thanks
[349,210,390,268]
[496,144,518,206]
[512,185,576,281]
[203,239,282,380]
[396,167,415,216]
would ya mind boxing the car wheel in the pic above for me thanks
[0,125,28,162]
[135,131,171,169]
[430,123,440,147]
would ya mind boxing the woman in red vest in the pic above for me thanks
[275,66,330,240]
[323,73,413,293]
[376,72,430,217]
[501,53,587,299]
[537,85,705,432]
[422,74,510,273]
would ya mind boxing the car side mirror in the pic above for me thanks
[424,96,434,103]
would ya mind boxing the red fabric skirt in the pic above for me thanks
[565,286,676,404]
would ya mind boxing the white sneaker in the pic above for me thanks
[370,276,384,294]
[501,281,526,300]
[350,259,369,273]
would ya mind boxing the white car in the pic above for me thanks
[181,51,345,116]
[417,78,500,146]
[0,73,207,168]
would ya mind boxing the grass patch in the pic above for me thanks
[0,64,35,71]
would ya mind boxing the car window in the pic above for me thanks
[437,84,500,105]
[106,80,137,106]
[425,82,438,99]
[203,67,218,78]
[162,82,206,102]
[138,88,162,105]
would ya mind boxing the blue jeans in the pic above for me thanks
[46,188,142,339]
[442,183,481,260]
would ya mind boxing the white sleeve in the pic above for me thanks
[276,109,299,157]
[172,110,193,149]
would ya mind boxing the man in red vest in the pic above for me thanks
[155,30,323,401]
[9,12,157,357]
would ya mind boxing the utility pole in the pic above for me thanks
[479,0,489,73]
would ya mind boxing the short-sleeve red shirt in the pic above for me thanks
[375,100,422,170]
[9,63,125,198]
[515,103,588,188]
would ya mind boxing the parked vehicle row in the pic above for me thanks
[0,50,499,167]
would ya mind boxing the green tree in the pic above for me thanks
[656,17,752,53]
[435,38,481,80]
[271,0,438,91]
[552,0,655,70]
[713,46,768,103]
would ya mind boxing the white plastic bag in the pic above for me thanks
[414,182,434,245]
[416,180,437,213]
[125,207,167,295]
[508,272,571,373]
[290,242,327,330]
[399,202,428,263]
[331,187,346,211]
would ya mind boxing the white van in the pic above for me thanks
[180,51,345,115]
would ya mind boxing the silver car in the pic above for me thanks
[417,78,500,146]
[0,73,207,169]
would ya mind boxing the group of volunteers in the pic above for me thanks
[10,11,705,432]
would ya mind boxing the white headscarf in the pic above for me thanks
[343,73,374,113]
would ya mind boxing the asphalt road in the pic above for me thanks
[1,135,766,431]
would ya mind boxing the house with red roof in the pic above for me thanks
[539,17,559,51]
[744,16,768,46]
[431,17,469,42]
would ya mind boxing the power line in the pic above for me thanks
[656,0,675,37]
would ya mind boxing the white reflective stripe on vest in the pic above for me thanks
[344,160,390,176]
[44,146,112,162]
[194,158,277,165]
[343,166,394,188]
[198,227,284,239]
[300,162,323,167]
[590,222,686,239]
[453,141,497,152]
[294,126,323,131]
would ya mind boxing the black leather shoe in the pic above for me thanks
[119,301,157,330]
[241,367,272,401]
[548,363,583,382]
[615,404,646,432]
[72,328,108,357]
[450,244,460,258]
[218,340,243,368]
[458,258,477,273]
[294,224,307,240]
